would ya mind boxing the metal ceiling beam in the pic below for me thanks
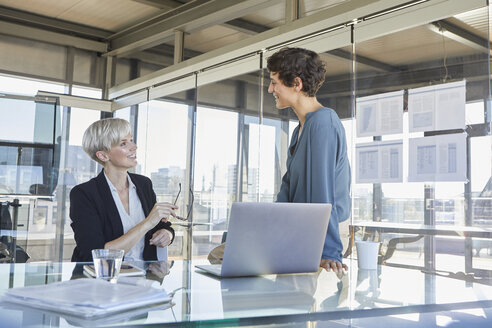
[221,15,401,74]
[106,0,283,57]
[174,30,185,64]
[150,43,202,59]
[37,91,113,112]
[0,20,107,52]
[318,53,490,99]
[111,0,211,39]
[327,49,401,72]
[0,5,111,40]
[127,52,174,67]
[0,1,256,57]
[224,18,269,35]
[429,19,491,53]
[109,0,484,100]
[106,0,409,99]
[223,19,400,73]
[285,0,300,23]
[131,0,185,9]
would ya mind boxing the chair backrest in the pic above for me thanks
[0,202,12,230]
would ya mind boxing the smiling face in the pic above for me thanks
[268,72,297,109]
[97,133,137,171]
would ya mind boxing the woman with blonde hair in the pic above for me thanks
[70,118,176,262]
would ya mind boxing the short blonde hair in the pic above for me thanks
[82,118,131,165]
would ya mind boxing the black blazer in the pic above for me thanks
[70,170,174,262]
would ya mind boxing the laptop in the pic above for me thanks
[195,202,331,277]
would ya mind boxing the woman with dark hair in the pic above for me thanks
[267,47,351,273]
[70,118,176,262]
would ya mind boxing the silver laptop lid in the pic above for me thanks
[221,202,331,277]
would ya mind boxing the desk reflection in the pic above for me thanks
[3,261,492,327]
[354,268,381,308]
[320,267,381,311]
[220,273,318,315]
[2,300,173,328]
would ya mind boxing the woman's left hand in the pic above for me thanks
[320,258,348,274]
[149,229,173,247]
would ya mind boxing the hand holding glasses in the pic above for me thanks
[173,183,194,221]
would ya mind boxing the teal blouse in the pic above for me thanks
[276,107,351,262]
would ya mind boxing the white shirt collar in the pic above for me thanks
[103,171,136,192]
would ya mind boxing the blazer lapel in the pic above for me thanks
[95,170,124,237]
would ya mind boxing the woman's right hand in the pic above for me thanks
[146,202,178,228]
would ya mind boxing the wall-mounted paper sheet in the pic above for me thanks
[356,140,403,183]
[356,90,403,137]
[408,133,467,182]
[408,80,466,132]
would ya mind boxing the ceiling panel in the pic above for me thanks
[58,0,161,31]
[321,52,353,77]
[303,0,349,17]
[355,25,479,67]
[0,0,81,17]
[184,25,251,53]
[0,0,488,90]
[0,0,162,32]
[454,6,490,40]
[240,2,285,28]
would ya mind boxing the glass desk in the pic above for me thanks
[1,259,492,327]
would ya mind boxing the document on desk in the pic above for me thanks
[2,278,171,318]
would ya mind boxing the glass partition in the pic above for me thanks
[353,4,491,275]
[0,96,61,195]
[135,87,196,260]
[2,0,488,269]
[194,71,260,258]
[0,94,63,263]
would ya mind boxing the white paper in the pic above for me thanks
[2,278,171,318]
[356,140,403,183]
[408,133,467,182]
[356,90,403,137]
[408,80,466,132]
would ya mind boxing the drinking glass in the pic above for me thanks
[91,249,124,283]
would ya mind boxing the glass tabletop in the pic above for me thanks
[1,259,492,327]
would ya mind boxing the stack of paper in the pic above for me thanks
[2,278,171,318]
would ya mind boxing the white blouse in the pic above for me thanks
[104,172,145,261]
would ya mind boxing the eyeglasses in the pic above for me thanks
[173,183,194,221]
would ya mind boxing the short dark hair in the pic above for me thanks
[267,47,326,97]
